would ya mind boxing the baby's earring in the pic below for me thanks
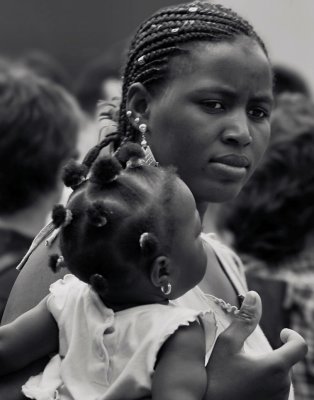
[138,123,159,167]
[161,282,172,296]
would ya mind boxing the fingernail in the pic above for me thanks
[242,291,256,306]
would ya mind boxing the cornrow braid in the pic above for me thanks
[118,0,268,146]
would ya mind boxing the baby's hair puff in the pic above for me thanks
[62,160,88,189]
[49,143,179,300]
[89,156,122,186]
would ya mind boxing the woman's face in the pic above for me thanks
[145,37,273,205]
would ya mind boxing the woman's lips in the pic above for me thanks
[208,154,250,180]
[211,154,250,168]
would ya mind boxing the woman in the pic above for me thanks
[1,2,306,399]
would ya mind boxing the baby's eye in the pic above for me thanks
[201,101,224,113]
[248,107,269,120]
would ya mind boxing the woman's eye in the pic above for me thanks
[248,107,269,120]
[201,101,224,112]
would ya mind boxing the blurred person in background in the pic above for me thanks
[273,65,310,99]
[270,65,314,144]
[0,63,81,318]
[220,131,314,400]
[75,45,124,118]
[74,45,124,158]
[17,50,73,93]
[17,49,101,161]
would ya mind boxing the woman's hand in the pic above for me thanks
[138,292,307,400]
[206,291,308,400]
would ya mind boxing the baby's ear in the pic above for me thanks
[150,255,171,288]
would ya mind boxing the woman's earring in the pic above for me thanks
[161,282,172,296]
[139,123,148,147]
[126,110,132,118]
[138,123,159,167]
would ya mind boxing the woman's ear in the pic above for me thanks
[150,255,171,288]
[127,83,152,125]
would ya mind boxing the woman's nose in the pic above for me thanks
[222,113,252,146]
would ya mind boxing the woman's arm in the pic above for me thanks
[0,296,58,375]
[152,320,207,400]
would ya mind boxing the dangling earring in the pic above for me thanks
[161,282,172,296]
[138,123,159,167]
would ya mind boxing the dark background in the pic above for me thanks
[0,0,312,93]
[0,0,183,78]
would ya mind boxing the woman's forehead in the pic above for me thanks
[166,37,272,93]
[169,36,267,71]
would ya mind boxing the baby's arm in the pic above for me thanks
[152,320,207,400]
[0,296,58,375]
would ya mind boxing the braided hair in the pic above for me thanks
[117,0,268,147]
[50,143,179,298]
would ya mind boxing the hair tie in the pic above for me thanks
[139,232,150,248]
[87,200,109,227]
[52,204,73,228]
[116,142,145,169]
[139,232,159,255]
[49,254,66,273]
[126,158,145,168]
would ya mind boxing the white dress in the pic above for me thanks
[22,275,216,400]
